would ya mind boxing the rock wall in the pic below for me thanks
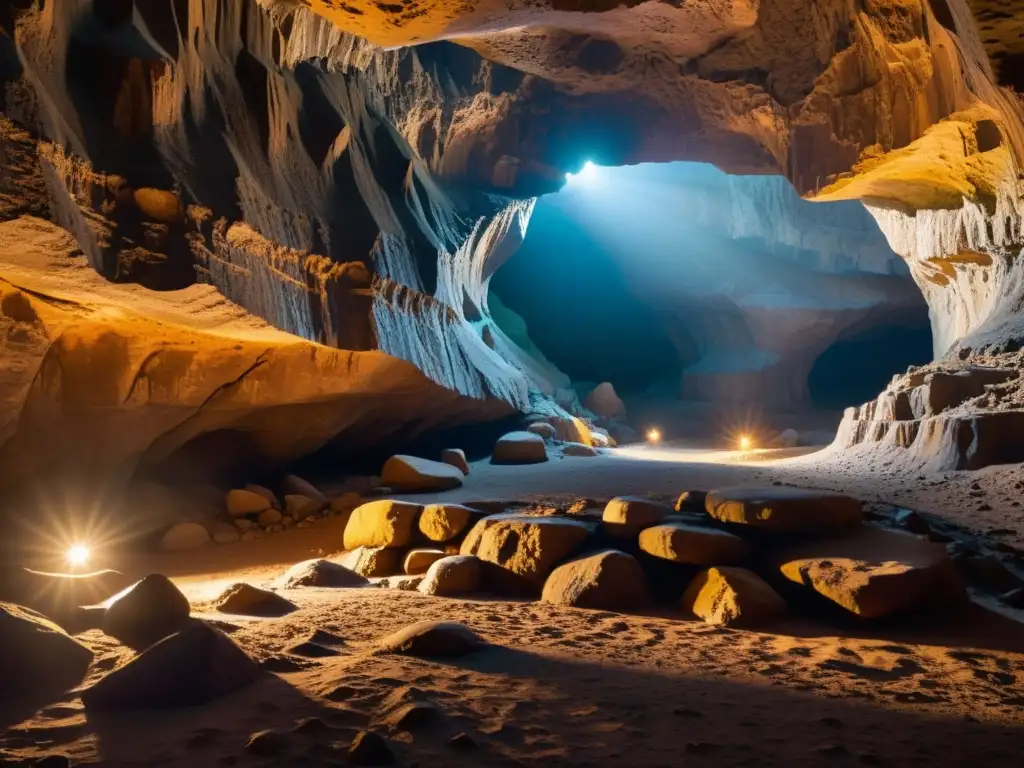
[0,0,1022,473]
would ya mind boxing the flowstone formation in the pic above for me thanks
[0,0,1021,487]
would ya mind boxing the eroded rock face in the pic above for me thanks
[0,0,1022,480]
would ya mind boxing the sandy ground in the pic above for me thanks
[4,444,1024,767]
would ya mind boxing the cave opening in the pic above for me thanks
[491,161,933,439]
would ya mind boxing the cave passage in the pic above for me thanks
[808,322,933,411]
[492,161,934,418]
[490,192,685,398]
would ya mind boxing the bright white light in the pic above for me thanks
[646,428,661,444]
[738,435,753,451]
[66,544,90,567]
[566,161,600,187]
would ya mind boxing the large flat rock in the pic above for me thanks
[773,526,966,619]
[638,523,752,565]
[706,487,863,533]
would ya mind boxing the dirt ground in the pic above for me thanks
[3,443,1024,767]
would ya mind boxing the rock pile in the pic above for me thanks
[278,485,966,629]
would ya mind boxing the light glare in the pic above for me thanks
[566,161,600,187]
[66,544,90,567]
[738,435,753,451]
[646,428,661,444]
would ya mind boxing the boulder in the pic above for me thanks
[440,448,470,475]
[82,623,260,711]
[278,559,369,589]
[245,484,280,509]
[378,575,425,591]
[214,583,296,617]
[226,489,271,518]
[774,526,965,619]
[460,514,595,590]
[331,492,363,512]
[285,494,324,521]
[378,621,483,657]
[338,547,404,578]
[380,455,464,492]
[682,567,786,627]
[404,549,448,575]
[563,442,598,457]
[602,496,672,538]
[589,427,613,448]
[282,474,327,502]
[258,508,283,528]
[638,523,752,565]
[705,487,862,533]
[418,556,482,596]
[344,500,422,550]
[349,730,394,766]
[103,574,191,650]
[491,431,548,465]
[584,382,626,421]
[160,522,211,552]
[418,503,478,543]
[541,550,649,610]
[527,422,556,439]
[0,602,93,700]
[210,522,241,544]
[674,490,707,512]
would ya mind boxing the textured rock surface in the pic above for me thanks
[418,504,479,543]
[775,526,966,618]
[706,487,863,533]
[541,550,650,610]
[602,497,672,538]
[338,547,404,578]
[638,523,752,566]
[380,455,464,493]
[377,620,482,658]
[278,559,368,589]
[461,513,595,589]
[491,431,549,465]
[344,500,422,550]
[682,567,787,627]
[215,583,296,617]
[417,555,483,596]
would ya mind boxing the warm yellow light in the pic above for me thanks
[646,428,661,444]
[66,544,90,567]
[738,435,752,450]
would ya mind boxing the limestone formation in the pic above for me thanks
[602,497,672,538]
[441,448,471,475]
[638,524,752,566]
[103,575,192,650]
[418,504,479,543]
[378,621,483,657]
[705,487,863,533]
[344,500,422,550]
[380,455,464,492]
[82,623,261,711]
[541,550,650,611]
[682,567,787,627]
[775,527,966,619]
[461,514,595,589]
[278,559,369,589]
[215,583,297,617]
[418,556,483,597]
[0,602,93,699]
[403,549,448,576]
[491,432,549,465]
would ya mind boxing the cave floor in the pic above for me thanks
[6,445,1024,767]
